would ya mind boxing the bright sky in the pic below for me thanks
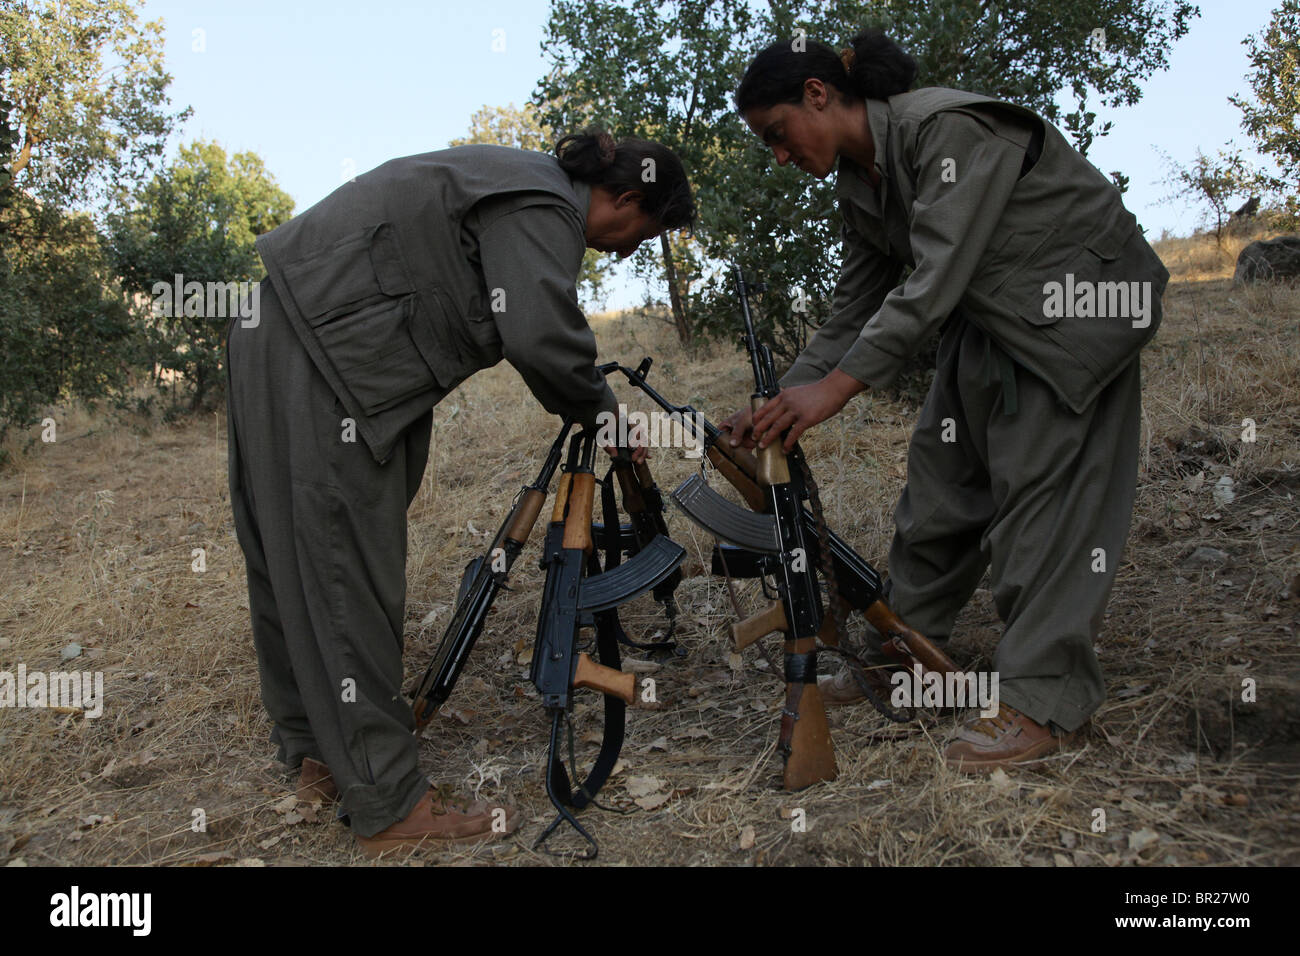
[139,0,1285,307]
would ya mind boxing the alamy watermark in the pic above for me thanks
[50,886,150,935]
[151,273,260,328]
[0,665,104,718]
[594,404,706,458]
[1042,275,1152,329]
[890,662,999,717]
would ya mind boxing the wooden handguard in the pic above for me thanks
[632,460,656,492]
[751,395,791,488]
[551,473,573,524]
[613,459,647,512]
[573,652,635,705]
[506,488,546,546]
[562,473,596,552]
[864,601,959,675]
[706,446,767,512]
[730,600,788,651]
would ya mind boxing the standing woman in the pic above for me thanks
[723,30,1168,772]
[226,131,693,856]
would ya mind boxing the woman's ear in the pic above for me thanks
[804,77,829,109]
[614,189,646,210]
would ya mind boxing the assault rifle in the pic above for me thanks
[610,369,956,682]
[613,271,956,789]
[410,364,681,730]
[532,431,686,856]
[411,416,571,730]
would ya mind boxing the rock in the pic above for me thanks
[1182,546,1229,569]
[1234,235,1300,284]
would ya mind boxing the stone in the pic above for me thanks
[1234,235,1300,284]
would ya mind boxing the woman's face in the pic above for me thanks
[742,80,839,179]
[585,189,662,259]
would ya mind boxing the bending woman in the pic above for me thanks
[226,131,693,856]
[723,30,1167,772]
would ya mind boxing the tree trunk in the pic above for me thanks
[660,233,690,346]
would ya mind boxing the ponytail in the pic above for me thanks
[555,127,696,231]
[735,27,917,113]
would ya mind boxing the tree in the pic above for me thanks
[1229,0,1299,224]
[536,0,1199,360]
[449,102,614,307]
[1157,146,1258,246]
[106,141,294,411]
[0,0,189,211]
[535,0,762,346]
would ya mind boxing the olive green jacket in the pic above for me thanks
[783,87,1169,413]
[255,145,617,465]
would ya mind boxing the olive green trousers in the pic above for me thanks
[225,281,431,837]
[884,317,1142,732]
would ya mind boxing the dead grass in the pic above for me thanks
[1,233,1297,867]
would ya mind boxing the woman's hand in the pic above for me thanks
[750,370,867,452]
[719,406,757,449]
[603,442,649,464]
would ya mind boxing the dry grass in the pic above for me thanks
[1,234,1297,867]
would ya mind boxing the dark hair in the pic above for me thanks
[735,27,917,113]
[555,128,695,232]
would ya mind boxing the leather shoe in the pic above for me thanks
[295,757,339,804]
[817,663,899,706]
[356,787,519,859]
[944,703,1067,773]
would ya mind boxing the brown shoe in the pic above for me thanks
[356,787,519,860]
[295,757,339,804]
[817,663,898,706]
[944,703,1066,773]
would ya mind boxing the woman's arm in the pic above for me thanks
[475,203,619,433]
[752,109,1031,450]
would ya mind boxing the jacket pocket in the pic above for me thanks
[315,294,437,415]
[280,222,414,326]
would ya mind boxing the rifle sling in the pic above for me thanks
[546,597,626,812]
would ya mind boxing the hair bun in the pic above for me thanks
[596,131,617,168]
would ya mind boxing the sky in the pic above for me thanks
[137,0,1286,307]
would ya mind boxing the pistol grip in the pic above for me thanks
[573,652,636,705]
[730,600,788,650]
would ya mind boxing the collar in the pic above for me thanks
[836,98,891,219]
[570,178,592,228]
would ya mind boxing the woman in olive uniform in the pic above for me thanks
[722,30,1167,772]
[226,131,693,856]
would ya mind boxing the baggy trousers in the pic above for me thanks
[884,316,1141,732]
[225,281,432,837]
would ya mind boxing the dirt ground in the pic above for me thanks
[1,237,1297,867]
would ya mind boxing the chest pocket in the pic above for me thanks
[281,222,439,415]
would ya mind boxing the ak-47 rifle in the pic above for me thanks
[613,268,956,787]
[604,361,682,650]
[411,416,572,730]
[531,431,686,857]
[611,370,956,682]
[410,363,682,732]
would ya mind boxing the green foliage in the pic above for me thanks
[0,0,192,444]
[1158,146,1259,245]
[0,194,136,441]
[0,0,190,211]
[450,102,614,308]
[1229,0,1299,227]
[106,141,294,412]
[536,0,1198,363]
